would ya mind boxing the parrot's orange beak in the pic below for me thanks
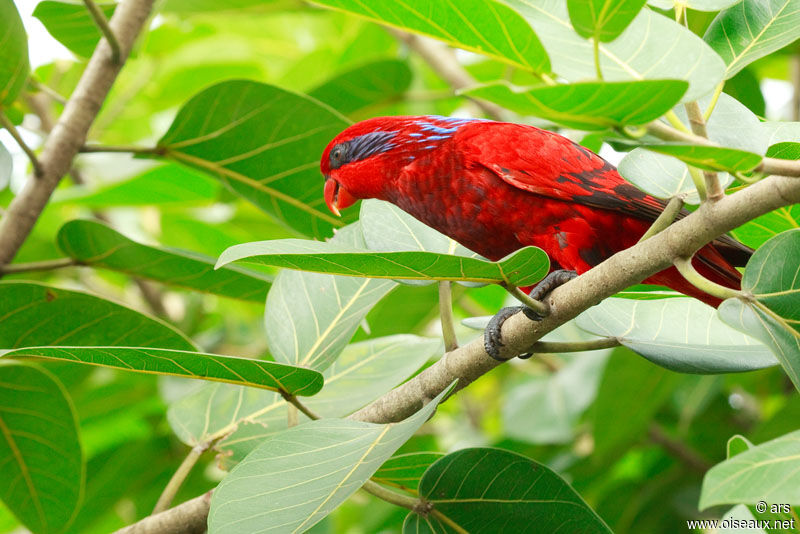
[324,178,357,216]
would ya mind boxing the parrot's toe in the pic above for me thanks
[528,269,578,301]
[484,306,530,361]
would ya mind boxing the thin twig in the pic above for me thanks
[673,256,743,301]
[639,196,685,242]
[152,444,207,514]
[281,391,321,421]
[0,111,44,177]
[528,337,620,353]
[0,257,77,275]
[80,144,161,155]
[648,424,711,473]
[287,404,299,427]
[83,0,121,63]
[684,100,723,201]
[361,480,421,512]
[592,37,603,80]
[438,281,458,351]
[28,78,68,105]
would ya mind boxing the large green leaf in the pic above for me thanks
[463,80,687,130]
[57,220,271,302]
[218,239,549,286]
[0,0,29,105]
[53,164,220,207]
[509,0,725,101]
[644,144,762,172]
[0,361,82,534]
[567,0,648,42]
[309,59,413,115]
[0,282,194,350]
[168,335,438,459]
[207,383,455,534]
[404,448,612,533]
[310,0,550,73]
[704,0,800,79]
[721,229,800,390]
[576,298,776,373]
[157,80,352,238]
[32,1,116,58]
[3,347,322,395]
[700,430,800,509]
[731,205,800,249]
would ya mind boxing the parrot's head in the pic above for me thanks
[321,115,483,215]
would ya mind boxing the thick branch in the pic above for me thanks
[0,0,155,266]
[387,29,506,120]
[114,491,211,534]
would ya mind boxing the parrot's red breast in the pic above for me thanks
[320,116,752,306]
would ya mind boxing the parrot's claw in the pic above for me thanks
[483,269,578,361]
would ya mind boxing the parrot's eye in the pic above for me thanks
[329,143,348,170]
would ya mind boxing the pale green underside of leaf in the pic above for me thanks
[3,346,323,395]
[577,298,776,374]
[508,0,726,101]
[700,429,800,509]
[57,220,272,302]
[462,79,688,130]
[0,281,195,351]
[0,361,83,534]
[309,0,551,73]
[207,383,455,534]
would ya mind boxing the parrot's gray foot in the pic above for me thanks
[483,270,578,361]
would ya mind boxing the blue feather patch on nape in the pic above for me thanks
[347,130,397,162]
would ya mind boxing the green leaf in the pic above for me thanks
[591,348,680,459]
[727,434,753,458]
[218,238,549,286]
[373,452,444,492]
[648,0,743,11]
[766,141,800,160]
[405,448,612,533]
[3,347,323,395]
[700,430,800,509]
[704,0,800,79]
[644,144,762,172]
[0,361,83,534]
[207,383,456,534]
[157,80,353,239]
[618,149,701,203]
[32,1,116,58]
[462,80,688,130]
[53,164,220,207]
[0,282,194,350]
[509,0,725,101]
[0,0,29,105]
[504,351,609,444]
[731,205,800,249]
[567,0,648,42]
[721,229,800,390]
[168,335,438,459]
[57,220,271,302]
[309,59,413,115]
[309,0,550,73]
[263,225,397,371]
[576,298,776,374]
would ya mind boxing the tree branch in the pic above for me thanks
[684,100,723,201]
[0,0,155,267]
[113,491,212,534]
[386,28,506,121]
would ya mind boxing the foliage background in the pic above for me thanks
[0,0,799,533]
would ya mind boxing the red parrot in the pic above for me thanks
[320,116,751,357]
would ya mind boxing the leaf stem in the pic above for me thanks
[664,110,691,134]
[80,144,161,155]
[673,256,742,301]
[688,166,708,201]
[28,79,67,105]
[361,480,421,512]
[528,337,620,353]
[83,0,121,63]
[684,100,723,201]
[506,285,549,317]
[0,257,77,275]
[0,110,44,177]
[152,444,207,514]
[280,391,321,421]
[593,37,603,80]
[703,82,724,122]
[639,196,685,241]
[438,281,458,352]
